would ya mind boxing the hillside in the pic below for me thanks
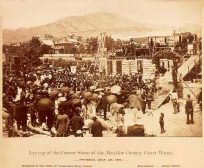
[3,12,153,44]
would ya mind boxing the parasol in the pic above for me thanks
[106,95,118,103]
[128,94,142,109]
[36,98,55,113]
[82,91,93,100]
[111,85,121,94]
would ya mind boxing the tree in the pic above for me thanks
[17,36,52,71]
[86,37,98,54]
[105,36,115,52]
[114,39,123,50]
[90,37,98,54]
[152,50,182,88]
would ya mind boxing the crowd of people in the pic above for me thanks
[3,62,157,137]
[112,37,174,60]
[111,34,202,61]
[3,34,202,137]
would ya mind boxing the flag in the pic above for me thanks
[70,66,77,74]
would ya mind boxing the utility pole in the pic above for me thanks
[95,32,106,73]
[173,30,176,52]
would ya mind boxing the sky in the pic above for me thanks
[2,0,203,29]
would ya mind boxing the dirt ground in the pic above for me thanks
[143,100,202,137]
[2,99,202,137]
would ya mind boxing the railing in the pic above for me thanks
[177,52,200,79]
[179,78,198,99]
[154,52,189,108]
[113,54,153,60]
[178,51,202,99]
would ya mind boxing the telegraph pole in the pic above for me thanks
[95,32,106,73]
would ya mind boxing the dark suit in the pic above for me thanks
[97,96,109,119]
[59,100,73,119]
[185,99,193,124]
[140,93,146,114]
[70,115,84,136]
[146,92,153,110]
[15,103,28,131]
[91,120,103,137]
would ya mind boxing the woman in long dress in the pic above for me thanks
[55,107,70,137]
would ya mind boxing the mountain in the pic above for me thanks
[3,12,155,44]
[3,12,201,44]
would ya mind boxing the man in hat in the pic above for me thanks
[146,91,153,110]
[97,93,109,120]
[171,89,179,114]
[185,94,194,124]
[70,108,84,136]
[91,116,103,137]
[140,90,147,114]
[14,96,28,132]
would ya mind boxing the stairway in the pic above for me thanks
[151,94,168,110]
[151,52,201,110]
[180,79,198,99]
[178,54,200,79]
[160,53,201,82]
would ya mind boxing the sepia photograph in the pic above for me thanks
[2,0,203,138]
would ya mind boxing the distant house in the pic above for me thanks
[54,37,78,54]
[39,38,55,54]
[41,39,54,48]
[3,44,21,69]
